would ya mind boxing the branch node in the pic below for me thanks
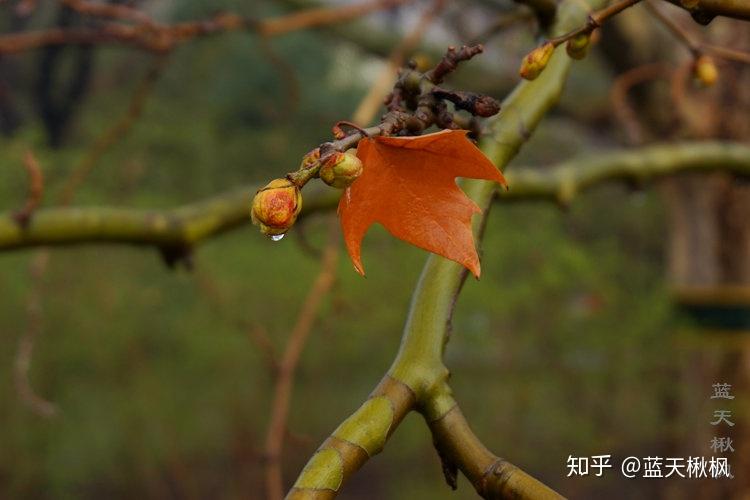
[158,245,193,270]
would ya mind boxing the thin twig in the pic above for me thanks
[13,251,57,418]
[547,0,643,47]
[12,51,166,417]
[647,1,750,64]
[58,56,167,206]
[14,0,37,17]
[0,0,415,54]
[13,150,45,227]
[192,267,279,373]
[258,0,413,37]
[350,0,446,126]
[287,44,493,187]
[609,62,673,144]
[61,0,156,26]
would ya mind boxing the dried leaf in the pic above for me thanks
[338,129,506,277]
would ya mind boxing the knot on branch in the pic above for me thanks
[480,458,516,497]
[159,244,193,270]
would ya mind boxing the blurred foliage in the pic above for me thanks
[0,1,731,499]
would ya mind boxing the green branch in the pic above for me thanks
[3,142,749,254]
[0,186,338,252]
[502,142,750,204]
[289,0,606,498]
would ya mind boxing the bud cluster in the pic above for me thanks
[250,44,498,240]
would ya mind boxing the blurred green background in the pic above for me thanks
[1,1,747,498]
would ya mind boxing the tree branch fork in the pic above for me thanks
[4,0,750,497]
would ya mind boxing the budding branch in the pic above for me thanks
[1,142,749,255]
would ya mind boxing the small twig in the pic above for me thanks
[287,44,497,187]
[703,43,750,65]
[646,1,701,54]
[647,1,750,64]
[257,0,414,37]
[547,0,643,47]
[12,54,166,418]
[609,62,673,144]
[13,150,45,228]
[333,120,372,139]
[61,0,155,26]
[14,0,37,17]
[426,44,485,84]
[192,267,279,373]
[661,0,750,24]
[249,325,278,376]
[263,220,339,500]
[256,36,301,120]
[58,55,166,206]
[350,0,447,126]
[13,250,57,418]
[0,0,415,54]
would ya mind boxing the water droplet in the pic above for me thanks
[270,234,285,242]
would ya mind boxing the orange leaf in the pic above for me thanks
[338,129,506,278]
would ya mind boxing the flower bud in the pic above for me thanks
[566,33,590,60]
[319,150,363,189]
[251,178,302,236]
[693,55,718,87]
[519,42,555,81]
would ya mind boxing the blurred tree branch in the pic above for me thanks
[1,142,748,253]
[663,0,750,23]
[0,0,415,54]
[276,0,517,95]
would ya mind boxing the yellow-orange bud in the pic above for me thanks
[566,33,590,60]
[519,42,555,81]
[693,55,718,87]
[251,178,302,236]
[319,150,363,189]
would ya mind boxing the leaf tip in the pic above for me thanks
[466,257,481,279]
[353,259,366,277]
